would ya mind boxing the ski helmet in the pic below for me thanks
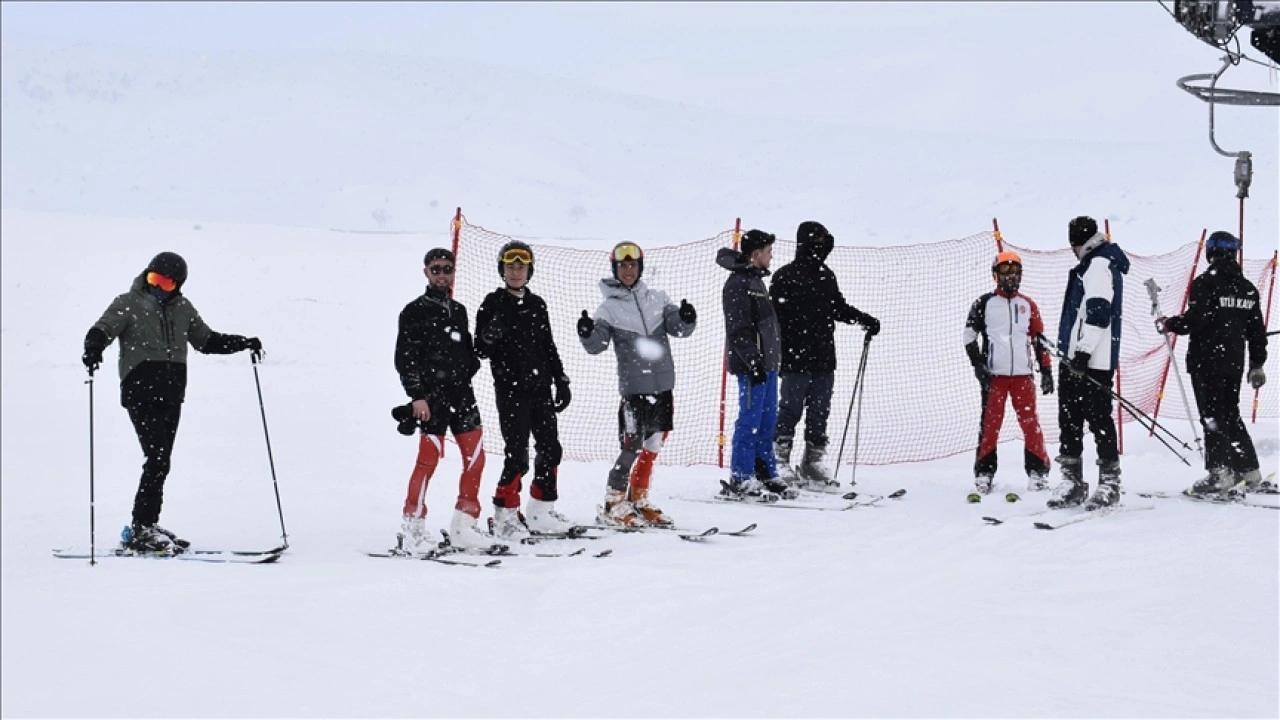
[497,241,534,280]
[610,241,644,281]
[1068,216,1099,248]
[1205,230,1240,264]
[992,250,1022,293]
[146,251,188,288]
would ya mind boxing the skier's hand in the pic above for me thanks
[243,336,264,362]
[861,314,880,337]
[1154,316,1169,334]
[1068,352,1091,374]
[552,376,572,413]
[576,310,594,339]
[1249,366,1266,389]
[679,299,696,324]
[748,363,768,386]
[411,398,431,422]
[973,363,990,383]
[1040,367,1055,395]
[82,346,103,374]
[481,319,506,345]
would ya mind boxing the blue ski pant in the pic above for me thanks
[731,371,779,482]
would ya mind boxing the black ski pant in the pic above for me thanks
[1191,369,1259,473]
[493,383,562,508]
[1057,366,1118,464]
[775,371,835,449]
[126,402,183,528]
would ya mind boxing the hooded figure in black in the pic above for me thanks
[81,251,262,553]
[1158,231,1272,497]
[768,221,880,491]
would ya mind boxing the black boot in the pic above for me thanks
[1047,456,1088,509]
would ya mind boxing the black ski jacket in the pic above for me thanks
[395,285,481,402]
[474,287,567,391]
[770,242,873,374]
[718,247,781,376]
[1163,259,1268,376]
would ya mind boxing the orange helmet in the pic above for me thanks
[992,250,1022,292]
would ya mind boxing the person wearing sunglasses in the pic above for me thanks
[716,229,796,502]
[1156,231,1272,498]
[577,241,697,528]
[394,248,491,551]
[80,251,262,554]
[1050,215,1131,511]
[474,241,573,539]
[769,221,881,494]
[963,250,1054,502]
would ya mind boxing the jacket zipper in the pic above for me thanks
[630,290,651,335]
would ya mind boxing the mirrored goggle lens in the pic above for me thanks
[501,248,533,265]
[147,271,177,292]
[429,265,454,275]
[612,243,643,262]
[994,263,1021,277]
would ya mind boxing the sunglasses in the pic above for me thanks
[147,271,177,292]
[994,263,1021,276]
[428,264,454,276]
[501,248,533,265]
[612,243,643,262]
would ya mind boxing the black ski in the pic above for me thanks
[1137,491,1279,510]
[841,488,907,502]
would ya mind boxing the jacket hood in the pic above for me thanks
[796,236,833,263]
[598,277,647,299]
[1082,242,1130,275]
[716,246,769,276]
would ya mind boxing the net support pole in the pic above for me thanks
[992,218,1004,252]
[1152,229,1205,433]
[451,207,463,260]
[1253,251,1278,423]
[716,217,742,468]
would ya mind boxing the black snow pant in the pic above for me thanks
[775,371,835,448]
[126,402,183,528]
[493,383,562,508]
[1057,366,1118,464]
[1191,369,1259,474]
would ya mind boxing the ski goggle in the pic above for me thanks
[612,243,643,262]
[994,262,1021,276]
[146,271,177,292]
[501,248,533,265]
[428,264,454,276]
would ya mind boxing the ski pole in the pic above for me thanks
[1143,278,1204,460]
[250,351,289,548]
[86,367,97,566]
[1036,335,1192,464]
[835,332,872,485]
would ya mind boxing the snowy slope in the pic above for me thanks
[2,211,1276,717]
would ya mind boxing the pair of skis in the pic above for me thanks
[1136,490,1279,511]
[52,544,288,564]
[676,484,905,512]
[982,504,1155,529]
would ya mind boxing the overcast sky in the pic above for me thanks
[4,1,1277,147]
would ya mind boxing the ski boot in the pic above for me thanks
[1084,461,1121,511]
[720,477,780,503]
[525,498,573,534]
[1240,468,1277,495]
[1027,472,1050,492]
[1047,456,1088,509]
[629,486,674,528]
[447,510,493,551]
[598,487,645,527]
[968,474,994,503]
[796,444,841,494]
[773,436,799,486]
[489,505,531,541]
[399,514,431,551]
[1185,467,1241,501]
[122,524,175,554]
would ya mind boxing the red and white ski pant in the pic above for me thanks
[974,375,1050,478]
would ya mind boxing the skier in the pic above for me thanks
[717,229,795,501]
[1156,230,1272,497]
[1050,216,1130,510]
[963,250,1055,497]
[769,220,880,492]
[474,241,573,539]
[81,252,261,552]
[578,241,697,527]
[395,248,491,551]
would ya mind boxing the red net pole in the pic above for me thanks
[1253,251,1277,423]
[451,207,462,259]
[1151,229,1205,434]
[717,218,742,468]
[992,218,1004,252]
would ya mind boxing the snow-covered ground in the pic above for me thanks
[2,210,1276,718]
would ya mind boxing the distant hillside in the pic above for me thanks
[2,38,1275,252]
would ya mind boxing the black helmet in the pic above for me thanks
[1205,230,1240,263]
[1068,216,1099,248]
[497,241,534,280]
[146,251,188,288]
[610,241,644,281]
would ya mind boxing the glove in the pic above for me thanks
[1154,316,1169,335]
[861,314,881,337]
[1068,352,1091,374]
[82,346,103,374]
[972,363,990,383]
[244,337,262,353]
[1040,368,1055,395]
[577,310,594,339]
[552,376,572,413]
[1249,366,1266,389]
[747,360,768,386]
[679,299,696,324]
[481,319,505,345]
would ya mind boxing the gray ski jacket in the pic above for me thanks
[579,278,696,396]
